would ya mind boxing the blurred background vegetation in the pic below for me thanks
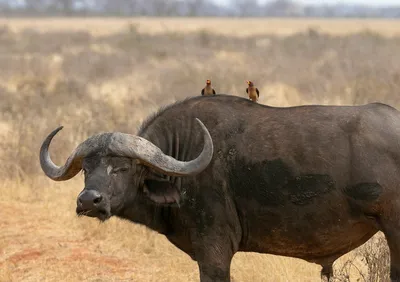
[2,21,400,180]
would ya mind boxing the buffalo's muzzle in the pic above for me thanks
[76,189,108,219]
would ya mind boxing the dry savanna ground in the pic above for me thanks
[1,18,399,281]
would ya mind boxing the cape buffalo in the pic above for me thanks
[40,95,400,281]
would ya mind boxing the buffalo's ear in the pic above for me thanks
[143,179,180,205]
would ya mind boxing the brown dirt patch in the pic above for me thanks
[8,249,44,264]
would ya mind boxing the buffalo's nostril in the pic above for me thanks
[93,195,102,204]
[78,190,103,210]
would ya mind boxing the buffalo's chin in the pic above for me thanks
[76,207,111,221]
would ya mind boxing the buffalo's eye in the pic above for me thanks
[112,167,129,174]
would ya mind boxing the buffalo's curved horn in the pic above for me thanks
[108,118,213,176]
[40,119,213,181]
[39,126,114,181]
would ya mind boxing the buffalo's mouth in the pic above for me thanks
[76,207,111,221]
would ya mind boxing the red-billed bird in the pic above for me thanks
[246,80,259,102]
[201,79,216,96]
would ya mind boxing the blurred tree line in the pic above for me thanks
[0,0,400,17]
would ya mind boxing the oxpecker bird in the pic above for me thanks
[246,80,259,102]
[201,80,216,96]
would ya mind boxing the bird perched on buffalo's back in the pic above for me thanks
[246,80,259,102]
[201,79,216,96]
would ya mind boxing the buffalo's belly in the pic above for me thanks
[237,202,377,262]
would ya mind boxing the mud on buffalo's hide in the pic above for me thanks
[229,158,335,206]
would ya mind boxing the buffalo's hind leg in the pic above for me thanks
[320,263,333,282]
[380,221,400,281]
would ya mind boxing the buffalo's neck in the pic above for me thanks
[123,115,204,233]
[117,193,171,235]
[118,195,195,258]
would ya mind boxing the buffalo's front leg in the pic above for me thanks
[188,186,241,282]
[194,235,235,282]
[198,261,232,282]
[191,224,239,282]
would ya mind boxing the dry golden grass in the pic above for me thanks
[0,18,397,282]
[0,178,379,282]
